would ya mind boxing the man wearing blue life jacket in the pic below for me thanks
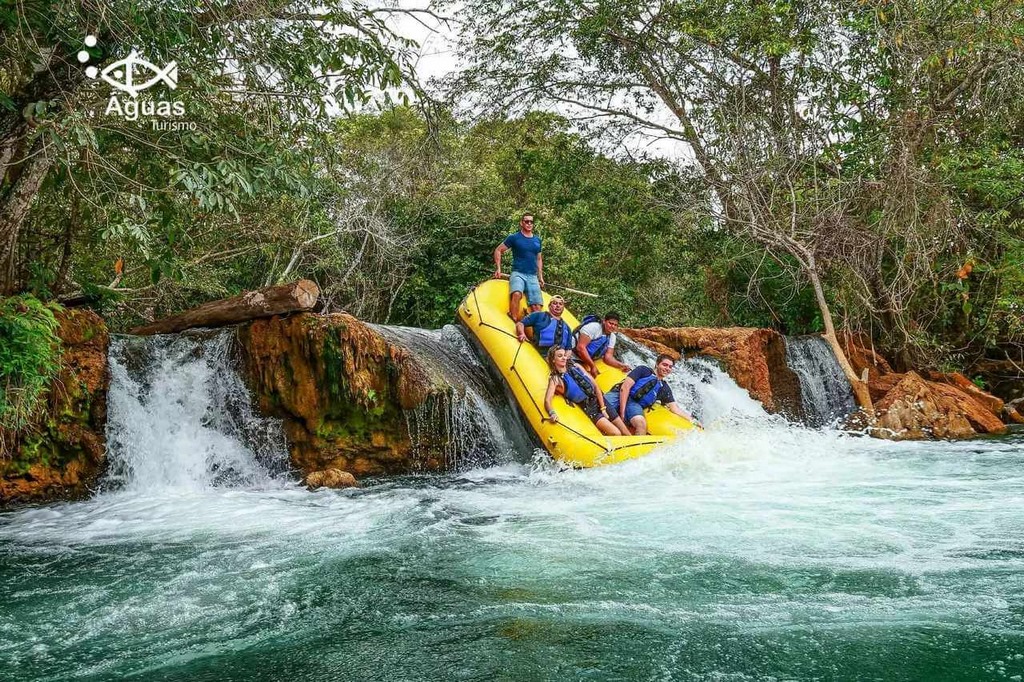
[515,295,574,354]
[604,354,699,435]
[574,311,631,377]
[493,213,544,321]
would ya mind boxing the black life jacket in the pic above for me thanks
[560,363,596,404]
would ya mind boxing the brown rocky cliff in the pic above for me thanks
[924,371,1004,418]
[835,333,1008,440]
[237,313,451,477]
[624,327,804,419]
[867,371,976,440]
[1,309,110,504]
[860,371,1007,440]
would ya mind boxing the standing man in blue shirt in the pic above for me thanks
[493,213,544,321]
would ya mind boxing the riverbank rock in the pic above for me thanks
[624,327,804,419]
[304,468,357,489]
[924,371,1004,418]
[1,309,110,505]
[867,372,904,403]
[860,371,1007,440]
[237,313,452,477]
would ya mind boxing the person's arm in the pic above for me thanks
[602,346,629,373]
[585,373,607,409]
[662,385,702,427]
[516,313,537,342]
[537,251,544,288]
[544,377,559,422]
[576,333,598,376]
[617,376,634,423]
[493,243,509,278]
[665,401,701,426]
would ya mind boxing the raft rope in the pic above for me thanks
[471,285,519,341]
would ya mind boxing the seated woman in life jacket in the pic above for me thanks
[543,347,629,436]
[573,311,631,377]
[604,354,701,435]
[515,295,574,354]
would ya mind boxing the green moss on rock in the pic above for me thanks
[237,313,449,477]
[1,308,110,505]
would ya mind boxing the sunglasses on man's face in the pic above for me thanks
[522,219,533,224]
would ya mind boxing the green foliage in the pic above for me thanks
[0,296,62,433]
[5,0,1021,376]
[447,0,1024,366]
[328,109,730,328]
[4,0,417,304]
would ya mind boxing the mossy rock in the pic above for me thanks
[238,312,452,477]
[1,308,110,505]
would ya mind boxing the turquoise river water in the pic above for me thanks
[2,334,1023,681]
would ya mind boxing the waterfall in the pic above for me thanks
[104,331,290,492]
[616,335,770,424]
[373,324,534,469]
[784,335,856,427]
[100,321,779,493]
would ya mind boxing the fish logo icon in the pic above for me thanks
[91,50,178,98]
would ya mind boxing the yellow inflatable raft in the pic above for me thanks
[457,279,697,467]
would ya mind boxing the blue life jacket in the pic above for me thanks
[561,364,596,404]
[573,315,601,333]
[533,313,573,350]
[573,315,609,360]
[585,335,610,360]
[629,374,664,410]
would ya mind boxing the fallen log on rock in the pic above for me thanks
[130,280,319,335]
[1005,398,1024,425]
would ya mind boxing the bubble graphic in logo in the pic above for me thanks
[82,35,99,78]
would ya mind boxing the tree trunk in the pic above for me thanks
[807,261,875,416]
[0,37,106,295]
[0,137,52,295]
[130,280,321,335]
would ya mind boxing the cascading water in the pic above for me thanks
[616,334,771,425]
[105,331,291,492]
[784,334,857,427]
[373,324,533,468]
[2,323,1023,681]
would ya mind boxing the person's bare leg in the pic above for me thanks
[528,303,543,313]
[611,416,630,435]
[630,415,648,436]
[595,417,624,436]
[509,291,524,320]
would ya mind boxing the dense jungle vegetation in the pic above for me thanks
[1,0,1022,418]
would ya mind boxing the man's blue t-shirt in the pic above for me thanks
[503,231,542,275]
[626,366,675,404]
